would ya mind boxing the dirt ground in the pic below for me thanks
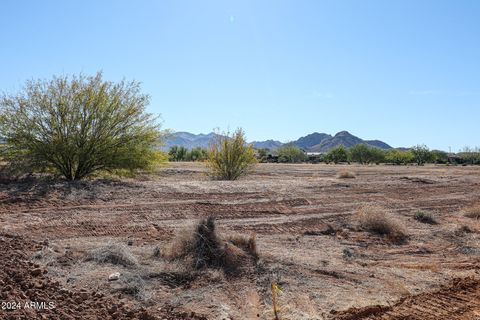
[1,163,479,319]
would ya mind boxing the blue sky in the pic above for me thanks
[1,0,479,151]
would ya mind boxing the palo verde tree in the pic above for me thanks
[168,145,188,161]
[349,144,372,164]
[325,145,348,164]
[349,144,386,164]
[411,144,433,166]
[275,144,306,163]
[385,149,414,165]
[206,128,257,180]
[0,72,163,180]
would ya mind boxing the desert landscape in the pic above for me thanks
[1,162,479,319]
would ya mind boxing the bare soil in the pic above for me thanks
[1,163,479,319]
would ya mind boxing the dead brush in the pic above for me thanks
[356,205,407,244]
[226,233,258,261]
[85,243,137,267]
[414,210,437,224]
[111,273,149,300]
[337,170,356,179]
[464,204,480,219]
[162,216,258,276]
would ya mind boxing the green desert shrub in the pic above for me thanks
[275,144,306,163]
[431,150,448,164]
[325,145,348,164]
[385,149,414,165]
[206,128,257,180]
[349,144,385,164]
[168,146,208,162]
[0,72,164,180]
[255,148,270,163]
[168,145,188,161]
[458,147,480,165]
[411,144,434,165]
[185,147,208,161]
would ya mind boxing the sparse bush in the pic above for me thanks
[162,217,257,276]
[111,273,149,300]
[356,205,407,243]
[414,210,437,224]
[86,243,138,267]
[337,170,356,179]
[325,145,348,164]
[275,144,306,163]
[464,204,480,219]
[206,128,257,180]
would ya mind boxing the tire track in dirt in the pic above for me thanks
[3,197,315,239]
[5,195,470,240]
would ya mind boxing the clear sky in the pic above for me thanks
[1,0,479,151]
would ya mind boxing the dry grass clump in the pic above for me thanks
[226,233,258,261]
[356,205,407,243]
[86,243,137,267]
[111,273,148,300]
[414,210,437,224]
[464,204,480,219]
[337,170,356,179]
[455,225,474,236]
[162,216,258,276]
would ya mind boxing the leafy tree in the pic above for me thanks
[206,128,257,180]
[370,147,386,164]
[255,148,270,163]
[275,144,306,163]
[349,144,386,164]
[168,145,188,161]
[431,150,448,164]
[0,72,163,180]
[411,144,433,165]
[458,147,480,165]
[186,147,208,161]
[325,145,348,164]
[385,149,414,165]
[349,144,370,164]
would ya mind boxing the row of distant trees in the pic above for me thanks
[169,143,480,166]
[168,146,208,162]
[256,144,480,165]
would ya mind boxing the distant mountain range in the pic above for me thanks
[164,132,218,150]
[164,131,392,152]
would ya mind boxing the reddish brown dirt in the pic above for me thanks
[1,163,480,319]
[0,233,205,320]
[332,277,480,319]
